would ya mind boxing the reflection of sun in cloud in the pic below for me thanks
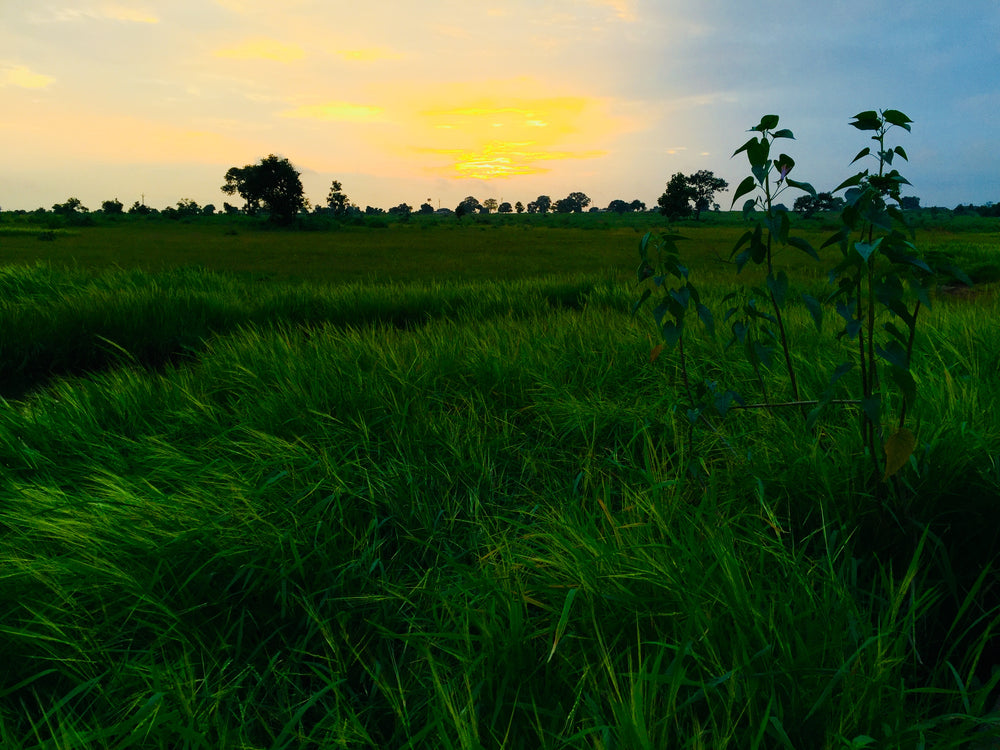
[401,85,621,181]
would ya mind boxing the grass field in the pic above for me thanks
[1,212,1000,748]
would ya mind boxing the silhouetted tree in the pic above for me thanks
[629,199,646,212]
[52,197,88,215]
[658,173,695,218]
[419,202,435,214]
[899,196,921,210]
[101,199,124,215]
[326,180,350,216]
[686,170,729,220]
[607,199,630,213]
[498,202,513,214]
[566,191,591,212]
[533,195,552,214]
[222,154,305,225]
[515,201,525,214]
[793,192,844,217]
[388,203,413,220]
[455,196,482,217]
[175,199,201,217]
[482,198,498,213]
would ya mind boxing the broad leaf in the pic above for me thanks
[802,293,823,332]
[747,137,770,168]
[785,178,816,197]
[854,240,881,264]
[731,176,757,208]
[766,271,789,307]
[661,321,682,349]
[876,340,909,370]
[883,428,916,480]
[631,288,651,315]
[861,395,881,425]
[731,320,748,344]
[882,110,913,131]
[697,303,715,335]
[653,302,668,327]
[649,343,664,363]
[850,147,871,164]
[830,361,854,385]
[787,236,819,260]
[732,229,753,257]
[883,322,908,346]
[732,137,757,158]
[851,112,882,131]
[758,114,780,131]
[750,225,767,264]
[889,364,917,405]
[834,173,866,193]
[772,128,795,139]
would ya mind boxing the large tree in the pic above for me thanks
[658,171,729,220]
[222,154,305,225]
[455,196,482,217]
[686,170,729,220]
[658,173,696,218]
[561,191,591,213]
[533,195,552,214]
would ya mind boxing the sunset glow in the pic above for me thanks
[0,2,996,211]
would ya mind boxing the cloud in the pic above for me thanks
[214,38,305,62]
[588,0,636,21]
[0,64,56,89]
[29,3,159,23]
[98,3,159,23]
[280,102,384,122]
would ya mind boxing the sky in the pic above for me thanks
[2,1,999,213]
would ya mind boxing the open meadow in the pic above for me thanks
[2,211,1000,748]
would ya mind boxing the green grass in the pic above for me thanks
[1,216,1000,747]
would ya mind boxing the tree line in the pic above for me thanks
[216,155,733,225]
[9,153,942,225]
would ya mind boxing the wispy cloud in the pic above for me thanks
[280,102,384,122]
[29,3,159,23]
[0,64,55,89]
[588,0,636,21]
[214,38,305,62]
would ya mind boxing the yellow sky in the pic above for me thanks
[0,1,666,209]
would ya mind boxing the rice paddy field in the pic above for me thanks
[1,211,999,748]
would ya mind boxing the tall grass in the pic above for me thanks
[2,261,1000,747]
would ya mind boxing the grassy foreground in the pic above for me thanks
[1,223,1000,746]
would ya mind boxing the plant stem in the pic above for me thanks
[768,290,800,402]
[898,300,922,428]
